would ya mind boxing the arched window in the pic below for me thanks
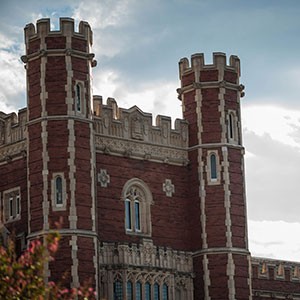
[122,178,153,236]
[227,111,238,143]
[127,281,133,300]
[51,173,66,210]
[207,151,220,185]
[145,282,151,300]
[136,281,142,300]
[55,176,63,206]
[154,283,160,300]
[162,284,169,300]
[210,153,217,180]
[113,280,123,300]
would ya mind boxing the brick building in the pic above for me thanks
[1,17,300,300]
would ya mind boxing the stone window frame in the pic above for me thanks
[111,273,170,300]
[227,110,239,144]
[122,178,153,237]
[207,150,221,185]
[51,172,67,211]
[2,187,21,223]
[74,80,86,116]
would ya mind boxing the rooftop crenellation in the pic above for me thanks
[24,17,93,45]
[179,52,240,79]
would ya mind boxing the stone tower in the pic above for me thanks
[178,53,252,299]
[22,18,98,290]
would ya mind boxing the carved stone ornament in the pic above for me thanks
[163,179,175,197]
[98,169,110,188]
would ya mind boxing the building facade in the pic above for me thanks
[1,17,300,300]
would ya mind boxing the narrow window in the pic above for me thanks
[113,280,123,300]
[9,197,13,218]
[16,195,20,215]
[162,284,168,300]
[229,113,234,140]
[55,176,63,206]
[145,282,151,300]
[125,199,132,230]
[136,281,142,300]
[154,283,160,300]
[76,84,81,112]
[134,200,141,231]
[127,281,133,300]
[210,153,217,180]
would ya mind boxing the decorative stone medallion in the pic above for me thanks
[163,179,175,197]
[98,169,110,187]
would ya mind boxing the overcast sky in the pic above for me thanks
[1,0,300,261]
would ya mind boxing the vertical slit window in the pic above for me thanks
[125,199,132,230]
[113,280,123,300]
[145,282,151,300]
[162,284,168,300]
[136,281,142,300]
[229,113,234,139]
[76,83,81,112]
[55,176,63,206]
[16,195,20,215]
[154,283,160,300]
[210,153,217,180]
[9,197,13,218]
[127,281,133,300]
[135,200,141,231]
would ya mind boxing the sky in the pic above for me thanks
[1,0,300,261]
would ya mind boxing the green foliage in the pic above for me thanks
[0,232,95,300]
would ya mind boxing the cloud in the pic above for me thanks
[242,105,300,222]
[249,220,300,261]
[92,67,182,125]
[0,30,26,113]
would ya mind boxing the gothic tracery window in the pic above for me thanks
[122,178,153,236]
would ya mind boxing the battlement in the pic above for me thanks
[252,257,300,282]
[93,96,189,165]
[0,109,27,147]
[179,52,240,80]
[24,17,92,44]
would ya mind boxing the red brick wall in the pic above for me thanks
[0,157,27,233]
[96,153,192,250]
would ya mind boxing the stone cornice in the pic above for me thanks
[0,140,26,164]
[95,134,189,166]
[21,48,95,64]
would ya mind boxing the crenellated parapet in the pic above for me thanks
[252,257,300,281]
[93,96,189,165]
[179,52,240,80]
[0,109,27,162]
[21,18,95,64]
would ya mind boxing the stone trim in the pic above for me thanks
[226,109,239,145]
[122,178,153,237]
[95,135,188,166]
[97,169,110,187]
[222,146,233,248]
[2,187,21,223]
[51,172,67,211]
[163,179,175,197]
[193,247,250,257]
[99,239,193,273]
[206,150,221,185]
